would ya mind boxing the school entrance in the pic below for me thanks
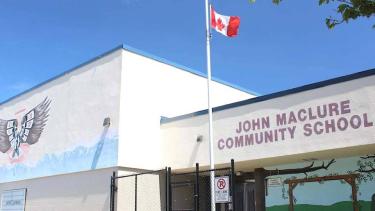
[109,160,259,211]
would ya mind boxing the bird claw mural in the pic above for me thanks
[0,97,51,160]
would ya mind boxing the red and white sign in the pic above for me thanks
[214,176,230,203]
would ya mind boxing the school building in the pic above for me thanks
[0,45,374,211]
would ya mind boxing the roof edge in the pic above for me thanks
[1,43,260,106]
[160,68,375,124]
[121,44,261,97]
[0,44,124,106]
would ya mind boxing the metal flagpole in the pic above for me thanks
[204,1,216,211]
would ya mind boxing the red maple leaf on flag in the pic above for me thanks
[216,18,225,31]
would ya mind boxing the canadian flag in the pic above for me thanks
[210,6,240,37]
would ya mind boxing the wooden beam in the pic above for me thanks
[254,168,266,211]
[285,174,359,211]
[286,174,358,184]
[288,182,295,211]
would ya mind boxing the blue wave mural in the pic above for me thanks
[0,136,118,183]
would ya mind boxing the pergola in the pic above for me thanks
[286,174,359,211]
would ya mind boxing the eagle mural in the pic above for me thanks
[0,98,51,159]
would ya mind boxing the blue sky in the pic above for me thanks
[0,0,374,102]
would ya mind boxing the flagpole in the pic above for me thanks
[204,1,216,211]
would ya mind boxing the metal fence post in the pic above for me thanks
[195,163,200,211]
[110,171,116,211]
[110,175,113,211]
[165,167,168,211]
[134,175,138,211]
[231,159,236,211]
[168,167,172,211]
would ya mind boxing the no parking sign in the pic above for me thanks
[214,176,230,203]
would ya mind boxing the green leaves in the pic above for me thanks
[328,0,375,28]
[326,18,336,29]
[338,4,350,13]
[268,0,375,29]
[319,0,331,5]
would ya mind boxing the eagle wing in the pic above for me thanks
[19,98,51,145]
[0,119,17,153]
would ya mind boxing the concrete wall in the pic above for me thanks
[118,49,254,170]
[0,45,253,184]
[0,49,122,183]
[116,169,166,211]
[160,74,375,170]
[0,167,116,211]
[0,46,255,211]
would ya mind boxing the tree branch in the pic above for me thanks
[358,167,375,173]
[266,159,336,177]
[360,155,375,159]
[235,159,337,181]
[271,0,375,29]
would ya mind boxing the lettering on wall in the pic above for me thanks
[217,100,374,150]
[0,189,27,211]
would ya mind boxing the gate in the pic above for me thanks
[110,160,236,211]
[110,168,169,211]
[169,159,236,211]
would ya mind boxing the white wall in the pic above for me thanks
[116,169,165,211]
[0,167,116,211]
[118,49,254,170]
[0,46,255,211]
[0,49,122,183]
[160,74,375,171]
[0,45,254,182]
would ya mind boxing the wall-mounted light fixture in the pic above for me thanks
[196,135,203,143]
[103,117,111,127]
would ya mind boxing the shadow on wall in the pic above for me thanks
[91,118,111,170]
[101,194,111,211]
[188,139,202,167]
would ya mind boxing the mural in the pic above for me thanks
[0,135,118,183]
[0,98,50,162]
[0,52,122,183]
[265,155,375,211]
[0,97,119,183]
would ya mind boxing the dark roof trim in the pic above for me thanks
[161,68,375,124]
[0,44,124,106]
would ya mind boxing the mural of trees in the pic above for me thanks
[353,154,375,183]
